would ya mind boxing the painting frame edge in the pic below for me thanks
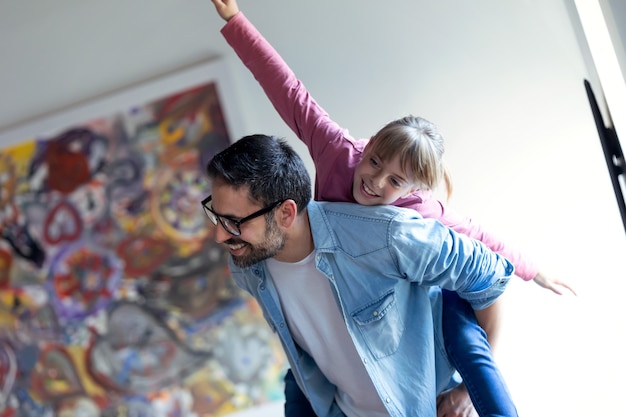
[0,58,244,149]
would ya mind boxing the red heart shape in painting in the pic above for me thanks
[30,345,85,400]
[44,201,82,245]
[116,236,172,277]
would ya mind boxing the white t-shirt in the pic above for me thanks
[267,253,388,417]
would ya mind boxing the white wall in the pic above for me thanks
[602,0,626,82]
[2,1,625,416]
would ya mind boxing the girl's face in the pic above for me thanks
[352,149,417,206]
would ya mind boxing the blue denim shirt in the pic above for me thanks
[229,201,513,417]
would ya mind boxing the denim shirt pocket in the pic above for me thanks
[350,290,405,359]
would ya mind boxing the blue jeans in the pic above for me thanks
[284,368,317,417]
[441,289,518,417]
[283,290,518,417]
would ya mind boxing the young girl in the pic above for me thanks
[210,1,575,416]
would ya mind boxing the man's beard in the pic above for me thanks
[229,219,286,268]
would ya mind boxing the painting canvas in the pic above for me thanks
[0,60,286,416]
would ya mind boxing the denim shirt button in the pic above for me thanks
[260,285,265,291]
[279,322,285,328]
[372,310,378,317]
[363,358,368,364]
[385,398,391,404]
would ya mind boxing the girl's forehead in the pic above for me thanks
[369,139,402,157]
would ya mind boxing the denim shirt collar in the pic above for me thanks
[306,201,338,254]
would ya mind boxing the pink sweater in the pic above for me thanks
[222,12,537,280]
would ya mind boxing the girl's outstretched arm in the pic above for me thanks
[218,6,360,203]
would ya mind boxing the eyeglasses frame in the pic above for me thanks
[201,195,285,236]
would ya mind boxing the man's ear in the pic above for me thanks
[275,199,298,229]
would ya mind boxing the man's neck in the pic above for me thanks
[273,211,314,263]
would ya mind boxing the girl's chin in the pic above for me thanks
[357,182,379,201]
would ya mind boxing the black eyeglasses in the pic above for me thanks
[201,195,285,236]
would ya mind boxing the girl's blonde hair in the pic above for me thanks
[365,115,453,199]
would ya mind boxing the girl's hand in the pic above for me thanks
[533,272,577,296]
[436,384,478,417]
[211,0,239,21]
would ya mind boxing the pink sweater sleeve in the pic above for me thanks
[221,13,538,281]
[222,14,355,165]
[222,12,364,203]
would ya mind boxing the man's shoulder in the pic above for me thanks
[311,200,421,220]
[308,201,430,250]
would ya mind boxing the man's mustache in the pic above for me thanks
[225,238,246,245]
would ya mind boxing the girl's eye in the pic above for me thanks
[390,178,401,187]
[370,158,380,167]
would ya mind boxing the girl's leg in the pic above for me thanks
[284,368,318,417]
[441,289,518,417]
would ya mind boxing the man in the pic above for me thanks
[202,134,513,417]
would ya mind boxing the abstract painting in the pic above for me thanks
[0,60,286,416]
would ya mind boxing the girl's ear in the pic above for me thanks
[275,199,298,229]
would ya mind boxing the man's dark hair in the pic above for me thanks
[207,134,312,212]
